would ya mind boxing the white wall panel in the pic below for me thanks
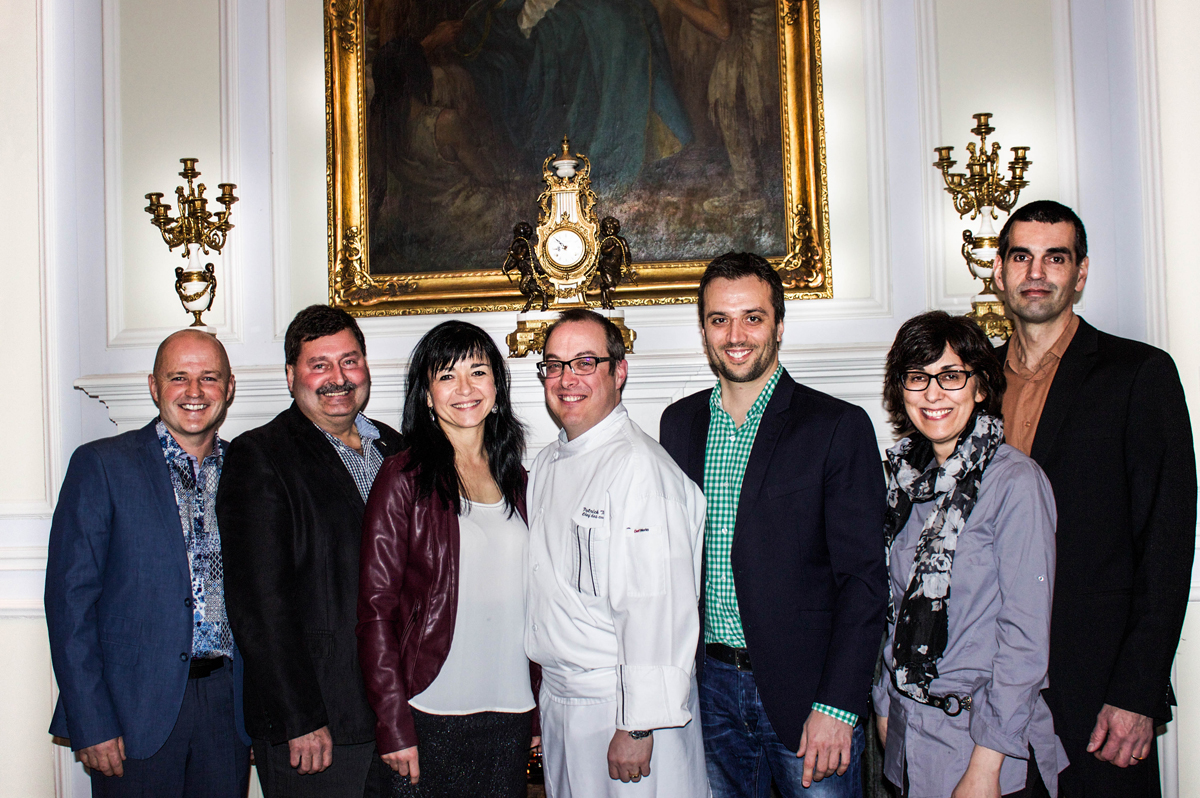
[0,0,50,511]
[0,618,56,798]
[105,0,237,345]
[276,0,328,329]
[1156,0,1200,789]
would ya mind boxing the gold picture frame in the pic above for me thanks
[327,0,833,316]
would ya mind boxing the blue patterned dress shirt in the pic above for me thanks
[157,420,234,659]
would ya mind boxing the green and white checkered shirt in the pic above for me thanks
[703,365,782,648]
[703,365,857,727]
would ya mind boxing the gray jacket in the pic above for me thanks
[873,444,1067,797]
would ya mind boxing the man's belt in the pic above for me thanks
[706,643,752,672]
[188,657,225,680]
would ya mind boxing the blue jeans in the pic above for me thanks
[699,656,864,798]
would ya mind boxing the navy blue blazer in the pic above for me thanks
[46,420,249,758]
[660,369,888,750]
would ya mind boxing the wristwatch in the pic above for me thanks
[629,730,653,740]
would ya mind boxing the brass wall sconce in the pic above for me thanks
[144,158,238,328]
[934,113,1031,340]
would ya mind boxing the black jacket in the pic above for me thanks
[218,403,402,745]
[999,318,1196,742]
[659,369,888,750]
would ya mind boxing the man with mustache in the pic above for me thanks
[659,253,887,797]
[992,201,1195,798]
[218,305,402,798]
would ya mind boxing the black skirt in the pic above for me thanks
[390,708,533,798]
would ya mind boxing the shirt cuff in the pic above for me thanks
[812,703,858,727]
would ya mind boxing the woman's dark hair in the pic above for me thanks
[883,311,1006,437]
[402,321,526,516]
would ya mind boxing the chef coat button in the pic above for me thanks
[533,563,540,571]
[532,623,539,632]
[180,652,189,662]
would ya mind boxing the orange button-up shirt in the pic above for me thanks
[1001,314,1079,456]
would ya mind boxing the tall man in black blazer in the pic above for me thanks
[218,305,402,798]
[992,201,1196,797]
[659,253,888,797]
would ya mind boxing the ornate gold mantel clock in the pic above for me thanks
[504,138,635,357]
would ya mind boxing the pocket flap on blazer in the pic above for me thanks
[304,630,334,659]
[794,609,833,630]
[99,615,144,644]
[763,478,820,500]
[100,639,140,667]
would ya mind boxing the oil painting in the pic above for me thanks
[328,0,832,315]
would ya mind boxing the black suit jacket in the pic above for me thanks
[217,403,402,745]
[660,369,888,750]
[999,318,1196,742]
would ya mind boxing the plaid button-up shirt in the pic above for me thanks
[317,413,385,502]
[702,367,857,727]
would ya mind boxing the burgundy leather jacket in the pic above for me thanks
[357,451,540,755]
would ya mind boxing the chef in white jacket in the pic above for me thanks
[526,309,709,797]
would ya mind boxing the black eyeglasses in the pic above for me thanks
[901,370,975,391]
[537,356,615,379]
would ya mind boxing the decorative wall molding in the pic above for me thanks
[266,0,291,340]
[1133,0,1168,349]
[101,0,244,349]
[1050,0,1080,210]
[0,599,45,619]
[0,0,62,522]
[0,547,50,572]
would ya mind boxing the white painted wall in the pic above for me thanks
[0,0,1192,794]
[1154,0,1200,794]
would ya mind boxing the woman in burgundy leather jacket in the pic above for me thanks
[357,321,539,797]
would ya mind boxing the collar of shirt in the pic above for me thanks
[1005,314,1079,382]
[316,412,381,453]
[554,403,629,459]
[708,364,783,429]
[155,419,225,472]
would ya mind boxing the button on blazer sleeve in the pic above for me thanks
[218,434,329,740]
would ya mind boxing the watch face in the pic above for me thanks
[547,229,585,267]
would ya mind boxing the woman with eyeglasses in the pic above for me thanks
[873,311,1066,797]
[357,321,539,797]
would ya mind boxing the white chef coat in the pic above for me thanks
[525,403,706,731]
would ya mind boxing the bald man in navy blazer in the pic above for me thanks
[46,330,250,797]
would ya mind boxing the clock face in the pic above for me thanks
[546,229,585,267]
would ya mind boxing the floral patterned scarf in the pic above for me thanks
[883,411,1004,704]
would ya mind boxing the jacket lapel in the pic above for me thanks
[1030,318,1100,465]
[734,371,797,536]
[686,395,711,489]
[136,421,192,585]
[284,404,368,513]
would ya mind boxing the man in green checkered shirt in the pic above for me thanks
[660,253,888,798]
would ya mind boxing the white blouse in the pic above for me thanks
[408,498,536,715]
